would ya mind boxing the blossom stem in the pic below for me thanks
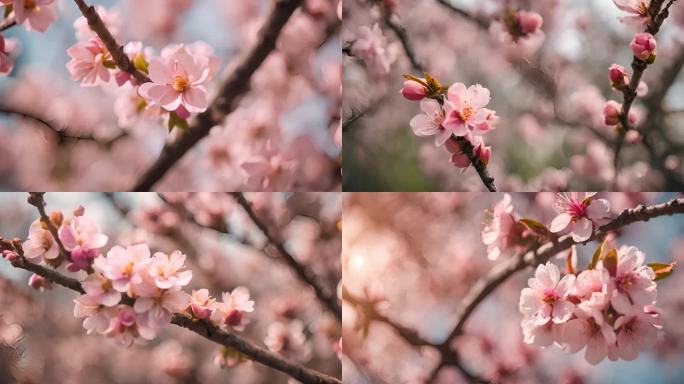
[0,242,341,384]
[71,0,150,84]
[231,192,342,319]
[131,0,303,191]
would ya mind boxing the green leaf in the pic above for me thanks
[133,53,149,74]
[519,218,549,238]
[588,238,607,270]
[167,111,189,134]
[648,262,676,281]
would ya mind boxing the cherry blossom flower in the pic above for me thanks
[481,193,524,260]
[609,64,629,90]
[612,0,651,27]
[549,193,610,242]
[609,304,662,361]
[73,6,121,41]
[59,215,109,271]
[94,244,151,294]
[350,23,397,75]
[561,304,616,364]
[81,273,121,307]
[601,246,656,313]
[241,143,296,191]
[630,33,657,61]
[210,287,255,332]
[517,10,544,35]
[138,46,211,113]
[73,295,116,335]
[0,0,57,32]
[148,250,193,290]
[188,289,215,319]
[409,99,450,146]
[519,262,576,325]
[105,306,157,346]
[66,38,115,87]
[443,83,497,136]
[603,101,622,126]
[133,286,190,327]
[22,219,59,262]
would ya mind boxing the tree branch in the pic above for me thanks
[131,0,303,191]
[71,0,150,84]
[230,193,341,319]
[26,193,70,260]
[0,242,341,384]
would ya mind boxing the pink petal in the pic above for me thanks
[550,213,571,233]
[571,218,593,242]
[181,86,208,113]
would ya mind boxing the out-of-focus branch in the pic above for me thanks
[433,0,489,29]
[71,0,150,84]
[381,10,423,72]
[131,0,303,191]
[613,0,677,183]
[0,17,16,32]
[231,192,341,319]
[0,105,127,148]
[0,247,340,384]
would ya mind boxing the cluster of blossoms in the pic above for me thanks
[0,0,57,76]
[20,206,255,349]
[348,23,398,76]
[66,6,219,132]
[519,246,665,364]
[402,74,497,170]
[603,1,658,132]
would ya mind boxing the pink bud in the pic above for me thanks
[517,11,543,35]
[603,100,622,126]
[608,64,628,89]
[73,205,85,217]
[444,137,461,154]
[28,274,52,290]
[477,145,492,166]
[400,80,426,101]
[2,250,18,262]
[630,33,657,61]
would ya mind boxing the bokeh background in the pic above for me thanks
[0,192,341,383]
[343,192,684,383]
[343,0,684,191]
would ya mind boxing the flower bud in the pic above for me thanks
[400,80,426,101]
[517,10,543,35]
[630,33,657,62]
[28,274,52,291]
[2,250,18,262]
[625,130,641,144]
[603,100,622,126]
[608,64,628,90]
[50,210,63,227]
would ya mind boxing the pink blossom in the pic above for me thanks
[561,305,616,364]
[59,215,108,254]
[446,134,491,168]
[517,10,543,35]
[481,193,524,260]
[609,64,629,89]
[601,246,656,313]
[400,79,426,101]
[66,38,114,87]
[630,32,657,61]
[188,289,215,319]
[609,304,662,361]
[28,273,52,291]
[612,0,651,27]
[73,294,116,335]
[105,306,157,346]
[0,0,57,32]
[210,287,255,332]
[443,83,496,136]
[264,320,312,360]
[519,262,576,325]
[409,99,450,146]
[350,23,397,75]
[134,287,190,327]
[73,6,121,41]
[93,244,151,294]
[603,100,622,126]
[22,219,59,263]
[549,193,610,242]
[81,273,121,307]
[138,46,211,113]
[241,143,296,191]
[148,250,193,290]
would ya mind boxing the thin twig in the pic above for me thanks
[231,193,341,319]
[26,193,70,260]
[131,0,303,191]
[381,10,423,72]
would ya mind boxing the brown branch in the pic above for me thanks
[433,0,489,29]
[231,192,342,319]
[131,0,303,191]
[613,0,677,183]
[0,105,127,148]
[26,193,70,260]
[381,9,423,72]
[71,0,150,84]
[0,244,340,384]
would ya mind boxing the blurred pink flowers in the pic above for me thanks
[0,0,57,32]
[350,23,397,75]
[550,192,610,242]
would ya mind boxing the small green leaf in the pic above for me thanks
[648,262,676,281]
[588,238,607,270]
[519,218,549,238]
[167,111,189,134]
[133,53,149,74]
